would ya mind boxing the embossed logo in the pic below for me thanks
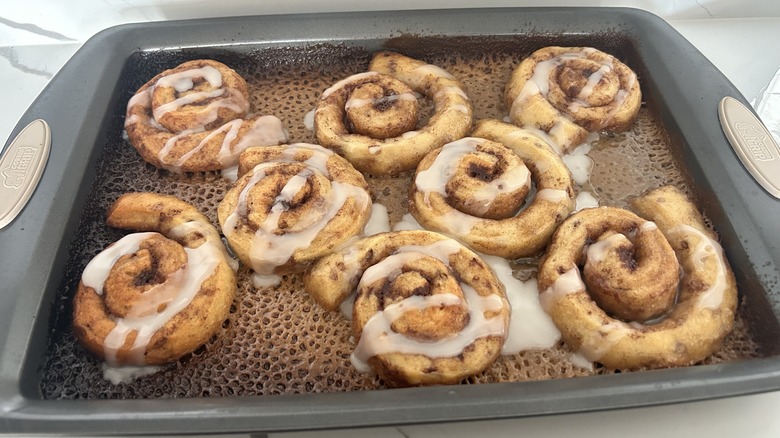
[2,146,38,189]
[735,122,775,161]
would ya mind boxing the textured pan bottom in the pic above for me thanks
[40,38,761,399]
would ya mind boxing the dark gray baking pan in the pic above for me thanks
[2,7,780,436]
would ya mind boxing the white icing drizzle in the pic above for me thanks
[577,320,632,362]
[434,86,469,102]
[400,130,419,139]
[364,203,391,236]
[548,121,568,142]
[539,267,586,312]
[415,137,531,215]
[579,63,613,100]
[321,72,380,99]
[669,224,729,310]
[156,115,287,173]
[507,127,562,155]
[640,221,658,232]
[351,240,507,371]
[536,188,570,202]
[150,66,249,128]
[392,213,424,231]
[153,88,226,122]
[101,363,161,385]
[338,245,363,321]
[413,64,455,79]
[251,273,282,288]
[357,240,462,287]
[364,215,559,355]
[510,49,625,122]
[574,191,599,211]
[567,352,595,371]
[562,143,593,186]
[82,226,224,366]
[340,293,356,320]
[156,65,222,92]
[223,115,288,165]
[164,120,241,169]
[450,104,470,114]
[479,254,560,354]
[438,210,480,236]
[345,92,417,109]
[82,232,158,296]
[126,66,285,174]
[538,266,632,364]
[222,144,371,276]
[586,233,630,264]
[303,108,316,131]
[221,165,239,182]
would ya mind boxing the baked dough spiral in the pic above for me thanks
[505,47,641,154]
[314,51,473,175]
[218,143,372,279]
[410,119,575,258]
[304,230,509,387]
[72,193,237,366]
[125,59,288,173]
[537,186,737,369]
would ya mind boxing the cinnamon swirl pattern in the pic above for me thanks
[505,47,641,154]
[315,51,473,175]
[72,193,237,367]
[537,186,737,369]
[218,143,372,282]
[410,119,575,258]
[125,59,288,173]
[304,230,510,387]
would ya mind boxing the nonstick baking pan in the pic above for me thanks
[2,7,780,436]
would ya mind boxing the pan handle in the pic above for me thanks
[718,96,780,200]
[0,119,51,229]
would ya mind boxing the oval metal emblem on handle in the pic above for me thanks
[0,119,51,230]
[718,96,780,200]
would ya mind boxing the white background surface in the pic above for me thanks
[2,1,780,437]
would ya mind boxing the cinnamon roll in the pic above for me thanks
[409,119,575,258]
[218,143,372,283]
[72,193,237,367]
[304,230,510,387]
[537,186,737,369]
[505,47,641,153]
[125,59,288,173]
[315,51,473,175]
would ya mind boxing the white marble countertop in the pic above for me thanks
[2,1,780,437]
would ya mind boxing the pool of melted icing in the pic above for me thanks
[40,37,761,399]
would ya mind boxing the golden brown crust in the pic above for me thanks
[217,143,372,275]
[314,51,473,175]
[505,46,641,153]
[72,193,237,366]
[537,187,737,369]
[409,119,575,258]
[125,59,287,173]
[304,230,510,387]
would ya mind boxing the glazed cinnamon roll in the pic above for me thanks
[409,119,575,258]
[218,143,372,283]
[304,230,510,387]
[537,186,737,369]
[315,51,473,175]
[72,193,237,367]
[505,47,641,154]
[125,59,288,173]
